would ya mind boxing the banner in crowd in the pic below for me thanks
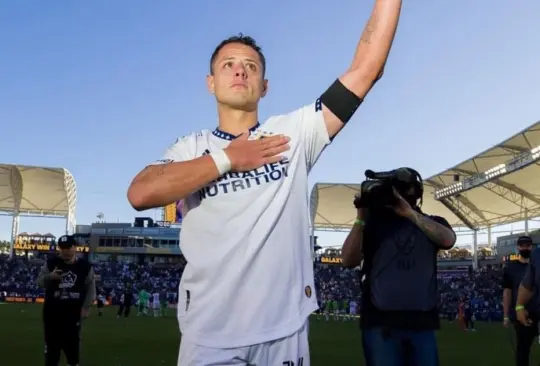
[320,256,342,264]
[3,296,43,303]
[2,296,109,305]
[13,243,90,253]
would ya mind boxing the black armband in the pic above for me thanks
[319,79,363,123]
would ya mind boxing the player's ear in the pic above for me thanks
[261,79,268,98]
[206,74,215,95]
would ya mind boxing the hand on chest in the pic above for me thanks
[198,148,292,201]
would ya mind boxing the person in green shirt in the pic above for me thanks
[324,299,332,321]
[331,299,339,321]
[342,299,349,321]
[137,289,150,316]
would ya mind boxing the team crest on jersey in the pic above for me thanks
[59,271,77,289]
[304,286,312,298]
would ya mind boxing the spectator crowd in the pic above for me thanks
[0,253,504,320]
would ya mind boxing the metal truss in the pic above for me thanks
[8,166,23,253]
[440,167,540,229]
[64,169,77,234]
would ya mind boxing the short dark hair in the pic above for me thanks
[210,34,266,76]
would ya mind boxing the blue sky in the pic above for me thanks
[1,1,539,247]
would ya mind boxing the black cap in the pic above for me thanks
[517,236,533,245]
[58,235,77,249]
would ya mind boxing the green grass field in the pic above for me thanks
[1,303,538,366]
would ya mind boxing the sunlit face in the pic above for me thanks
[207,43,268,111]
[60,246,76,261]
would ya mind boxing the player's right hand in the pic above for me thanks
[225,133,290,172]
[517,308,532,326]
[49,267,63,280]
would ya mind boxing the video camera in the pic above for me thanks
[354,168,423,209]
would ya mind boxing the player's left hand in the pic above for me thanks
[390,188,413,217]
[81,308,90,319]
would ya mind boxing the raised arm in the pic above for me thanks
[323,0,402,138]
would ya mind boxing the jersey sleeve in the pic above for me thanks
[149,134,198,165]
[286,101,331,171]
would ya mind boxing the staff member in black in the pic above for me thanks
[117,283,133,318]
[503,235,536,366]
[36,235,96,366]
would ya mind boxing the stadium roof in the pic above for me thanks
[311,120,540,231]
[0,164,76,217]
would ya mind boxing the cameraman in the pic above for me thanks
[341,168,456,366]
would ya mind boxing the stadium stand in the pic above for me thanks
[0,247,505,321]
[0,163,77,253]
[310,121,540,269]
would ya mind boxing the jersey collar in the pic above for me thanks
[212,123,260,141]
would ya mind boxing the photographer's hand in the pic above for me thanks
[342,196,366,268]
[392,188,456,249]
[390,188,413,218]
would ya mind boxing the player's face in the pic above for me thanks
[207,43,268,112]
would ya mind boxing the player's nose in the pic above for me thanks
[233,65,247,79]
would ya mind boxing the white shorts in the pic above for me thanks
[153,302,161,309]
[178,321,309,366]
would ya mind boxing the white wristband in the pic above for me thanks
[210,150,231,175]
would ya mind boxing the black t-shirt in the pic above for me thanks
[43,257,91,321]
[360,211,452,331]
[502,260,530,320]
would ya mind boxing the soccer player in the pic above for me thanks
[349,299,358,320]
[137,289,150,316]
[463,298,476,332]
[97,293,105,316]
[127,1,402,364]
[160,289,168,317]
[152,291,161,317]
[324,299,332,322]
[332,298,340,321]
[342,299,349,321]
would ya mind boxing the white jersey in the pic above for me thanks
[153,102,330,348]
[349,301,357,314]
[153,293,160,303]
